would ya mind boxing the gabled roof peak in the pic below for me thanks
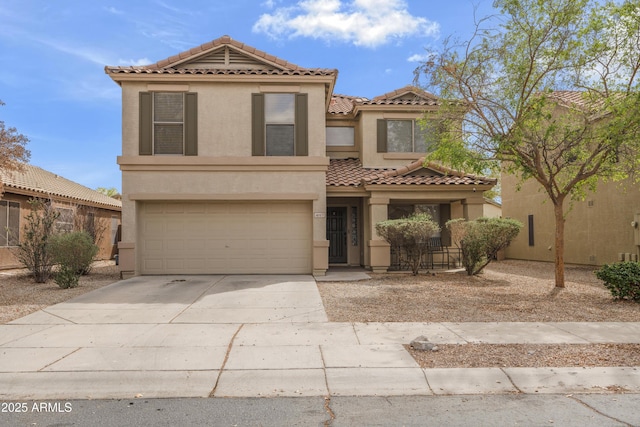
[144,35,302,71]
[372,85,438,102]
[106,35,339,81]
[326,158,496,187]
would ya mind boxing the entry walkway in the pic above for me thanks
[1,275,639,399]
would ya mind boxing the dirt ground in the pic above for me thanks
[317,259,640,368]
[0,261,120,324]
[317,260,640,323]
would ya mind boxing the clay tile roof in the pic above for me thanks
[545,90,619,116]
[327,158,496,187]
[0,164,122,209]
[105,68,337,77]
[328,94,368,115]
[105,35,337,78]
[372,85,438,102]
[144,35,302,71]
[326,158,386,186]
[546,90,589,107]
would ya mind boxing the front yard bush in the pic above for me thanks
[376,213,440,275]
[447,217,522,276]
[14,199,59,283]
[595,262,640,302]
[48,231,98,289]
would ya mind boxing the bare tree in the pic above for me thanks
[0,100,30,193]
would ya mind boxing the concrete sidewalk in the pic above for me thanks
[1,274,639,400]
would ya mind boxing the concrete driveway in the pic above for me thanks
[2,274,640,400]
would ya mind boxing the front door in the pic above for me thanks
[327,207,348,263]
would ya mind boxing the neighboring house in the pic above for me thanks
[0,164,122,269]
[105,35,495,277]
[503,174,640,265]
[502,91,640,265]
[483,198,502,218]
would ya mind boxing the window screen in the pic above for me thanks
[154,93,184,154]
[386,120,438,152]
[326,127,355,146]
[265,94,295,156]
[387,120,413,152]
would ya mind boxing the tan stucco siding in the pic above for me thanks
[359,111,426,168]
[120,81,327,157]
[502,173,640,265]
[120,168,327,274]
[0,193,121,269]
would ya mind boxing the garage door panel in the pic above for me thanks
[139,202,312,274]
[166,258,185,270]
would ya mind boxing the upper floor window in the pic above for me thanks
[265,94,295,156]
[252,93,308,156]
[0,201,20,247]
[377,119,438,153]
[139,92,198,156]
[154,93,184,155]
[326,126,355,147]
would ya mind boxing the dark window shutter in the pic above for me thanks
[139,92,153,155]
[184,92,198,156]
[377,119,387,153]
[252,94,265,156]
[439,204,451,246]
[528,214,534,246]
[295,93,308,156]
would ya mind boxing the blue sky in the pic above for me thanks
[0,0,495,193]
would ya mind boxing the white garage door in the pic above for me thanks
[138,201,312,274]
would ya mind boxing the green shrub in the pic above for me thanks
[447,217,523,276]
[376,213,440,275]
[595,262,640,302]
[54,265,80,289]
[48,232,98,289]
[14,199,59,283]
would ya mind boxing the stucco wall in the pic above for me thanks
[121,81,328,157]
[0,193,120,270]
[118,77,332,275]
[359,111,425,168]
[502,172,640,265]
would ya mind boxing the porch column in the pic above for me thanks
[462,195,485,220]
[367,197,390,273]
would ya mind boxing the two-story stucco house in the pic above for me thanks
[106,36,495,277]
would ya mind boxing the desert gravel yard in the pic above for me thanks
[317,260,640,323]
[317,259,640,368]
[0,261,120,324]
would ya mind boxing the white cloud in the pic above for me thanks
[104,6,123,15]
[118,57,152,66]
[407,53,432,63]
[34,38,111,66]
[253,0,439,48]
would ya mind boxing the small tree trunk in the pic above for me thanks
[553,201,566,288]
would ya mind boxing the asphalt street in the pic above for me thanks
[2,395,639,426]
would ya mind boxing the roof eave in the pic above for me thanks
[2,186,122,211]
[352,103,440,115]
[105,70,337,84]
